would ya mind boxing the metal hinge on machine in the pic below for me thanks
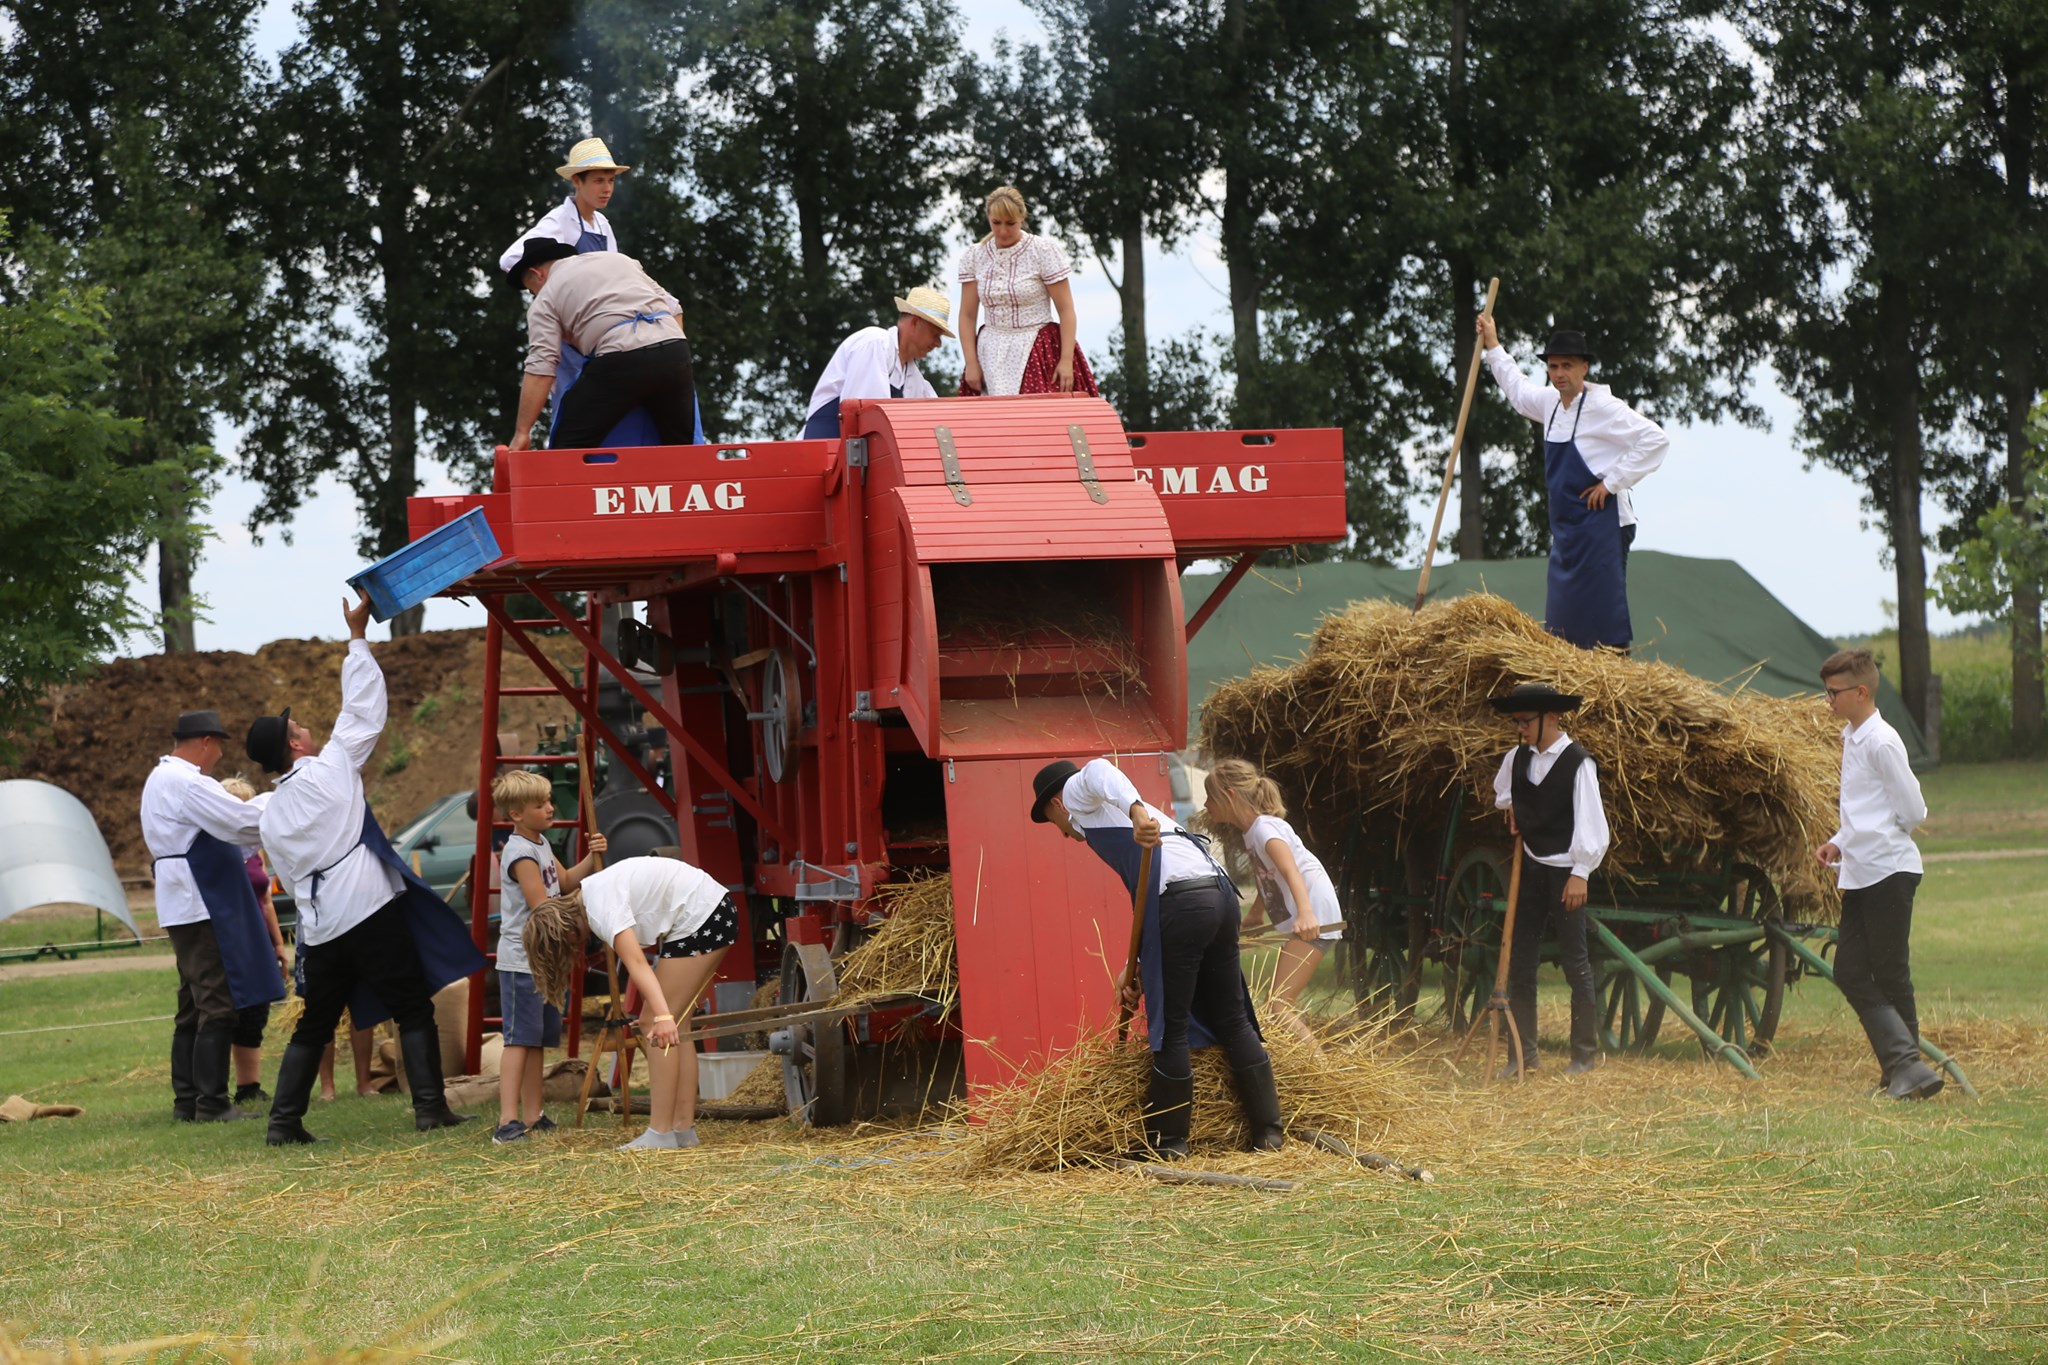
[1067,424,1109,504]
[934,426,972,506]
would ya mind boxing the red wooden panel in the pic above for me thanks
[854,395,1138,490]
[407,492,512,551]
[889,483,1174,562]
[1127,428,1348,553]
[946,755,1176,1094]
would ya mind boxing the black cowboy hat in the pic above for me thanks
[1029,759,1080,823]
[503,237,578,291]
[172,710,230,741]
[244,708,293,774]
[1537,329,1596,362]
[1487,682,1583,714]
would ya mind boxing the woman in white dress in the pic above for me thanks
[956,185,1097,397]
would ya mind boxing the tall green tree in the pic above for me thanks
[0,239,200,758]
[240,0,572,635]
[0,0,263,653]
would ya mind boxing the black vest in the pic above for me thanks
[1511,742,1592,858]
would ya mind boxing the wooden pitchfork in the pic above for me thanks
[1114,843,1157,1043]
[571,731,645,1128]
[1414,277,1502,612]
[1449,837,1527,1083]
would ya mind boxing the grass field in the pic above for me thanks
[3,763,2045,1363]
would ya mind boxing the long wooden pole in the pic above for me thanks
[1115,843,1157,1042]
[1450,838,1524,1081]
[1414,276,1501,612]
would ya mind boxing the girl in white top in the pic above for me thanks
[956,185,1097,397]
[524,855,739,1151]
[1203,760,1344,1040]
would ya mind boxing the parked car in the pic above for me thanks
[272,791,474,941]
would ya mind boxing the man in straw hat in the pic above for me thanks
[505,236,697,450]
[1029,757,1284,1160]
[248,589,485,1145]
[139,709,286,1123]
[495,136,629,277]
[1477,316,1669,651]
[1489,682,1611,1076]
[798,287,953,439]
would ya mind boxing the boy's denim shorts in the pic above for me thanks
[499,969,562,1049]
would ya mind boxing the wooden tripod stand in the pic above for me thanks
[1450,838,1527,1082]
[566,734,645,1128]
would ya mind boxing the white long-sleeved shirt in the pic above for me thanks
[258,640,403,945]
[139,756,266,928]
[799,325,938,431]
[1060,758,1229,885]
[497,196,619,275]
[1483,345,1670,528]
[1492,732,1612,880]
[1830,712,1926,890]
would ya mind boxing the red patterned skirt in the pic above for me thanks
[959,322,1099,397]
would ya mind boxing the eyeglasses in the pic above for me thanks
[1824,684,1863,699]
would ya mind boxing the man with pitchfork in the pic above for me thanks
[1029,757,1283,1160]
[1477,316,1669,652]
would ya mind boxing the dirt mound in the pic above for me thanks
[2,629,585,875]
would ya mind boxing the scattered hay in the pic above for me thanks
[722,1053,789,1109]
[1201,593,1845,915]
[962,1011,1422,1172]
[0,1327,440,1363]
[833,872,958,1014]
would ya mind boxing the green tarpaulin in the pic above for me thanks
[1181,551,1930,767]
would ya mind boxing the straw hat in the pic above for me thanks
[894,285,957,339]
[557,137,632,181]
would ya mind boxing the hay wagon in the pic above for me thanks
[1333,786,1974,1090]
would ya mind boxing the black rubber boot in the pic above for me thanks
[170,1029,198,1122]
[193,1027,257,1121]
[1132,1065,1192,1161]
[400,1027,471,1132]
[1858,1008,1943,1100]
[235,1082,271,1107]
[266,1042,325,1145]
[1232,1058,1285,1152]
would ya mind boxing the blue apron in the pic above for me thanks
[1081,825,1260,1053]
[801,380,905,441]
[327,802,488,1029]
[1543,397,1632,649]
[155,832,286,1010]
[546,226,705,448]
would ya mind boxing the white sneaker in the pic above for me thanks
[672,1126,700,1148]
[615,1128,673,1152]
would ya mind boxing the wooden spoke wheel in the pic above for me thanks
[1442,846,1510,1032]
[1599,962,1670,1052]
[1345,903,1425,1025]
[777,940,851,1126]
[1687,934,1787,1058]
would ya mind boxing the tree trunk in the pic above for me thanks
[1448,0,1483,559]
[790,14,834,386]
[1877,274,1931,732]
[158,533,196,655]
[1219,0,1260,424]
[1997,57,2046,755]
[1121,212,1150,431]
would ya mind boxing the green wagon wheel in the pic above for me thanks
[1599,961,1670,1052]
[1349,903,1425,1025]
[1688,862,1789,1056]
[1442,846,1510,1032]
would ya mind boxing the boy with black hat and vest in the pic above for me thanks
[247,590,485,1145]
[139,709,287,1122]
[1489,682,1611,1076]
[1030,756,1283,1159]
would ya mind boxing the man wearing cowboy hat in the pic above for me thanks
[1489,682,1611,1076]
[495,136,628,276]
[799,287,954,439]
[250,590,484,1144]
[1477,316,1670,651]
[505,237,697,451]
[139,709,285,1122]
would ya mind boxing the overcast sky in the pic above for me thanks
[120,0,1970,656]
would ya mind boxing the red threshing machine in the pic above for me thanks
[407,396,1345,1123]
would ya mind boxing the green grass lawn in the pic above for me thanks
[3,762,2045,1362]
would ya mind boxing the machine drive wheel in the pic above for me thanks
[777,940,851,1126]
[756,649,802,784]
[1442,846,1510,1032]
[1599,962,1669,1052]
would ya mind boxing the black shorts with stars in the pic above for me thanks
[657,895,740,958]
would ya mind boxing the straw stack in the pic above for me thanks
[832,872,959,1014]
[962,1009,1418,1172]
[1199,594,1844,915]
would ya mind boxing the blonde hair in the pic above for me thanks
[1819,647,1880,693]
[1205,758,1286,832]
[492,769,552,817]
[219,776,257,801]
[524,891,589,1005]
[978,185,1028,243]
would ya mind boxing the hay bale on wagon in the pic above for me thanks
[1199,593,1844,916]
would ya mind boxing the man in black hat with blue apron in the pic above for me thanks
[1489,682,1611,1076]
[1478,316,1669,650]
[139,710,288,1122]
[248,590,486,1145]
[1030,757,1283,1160]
